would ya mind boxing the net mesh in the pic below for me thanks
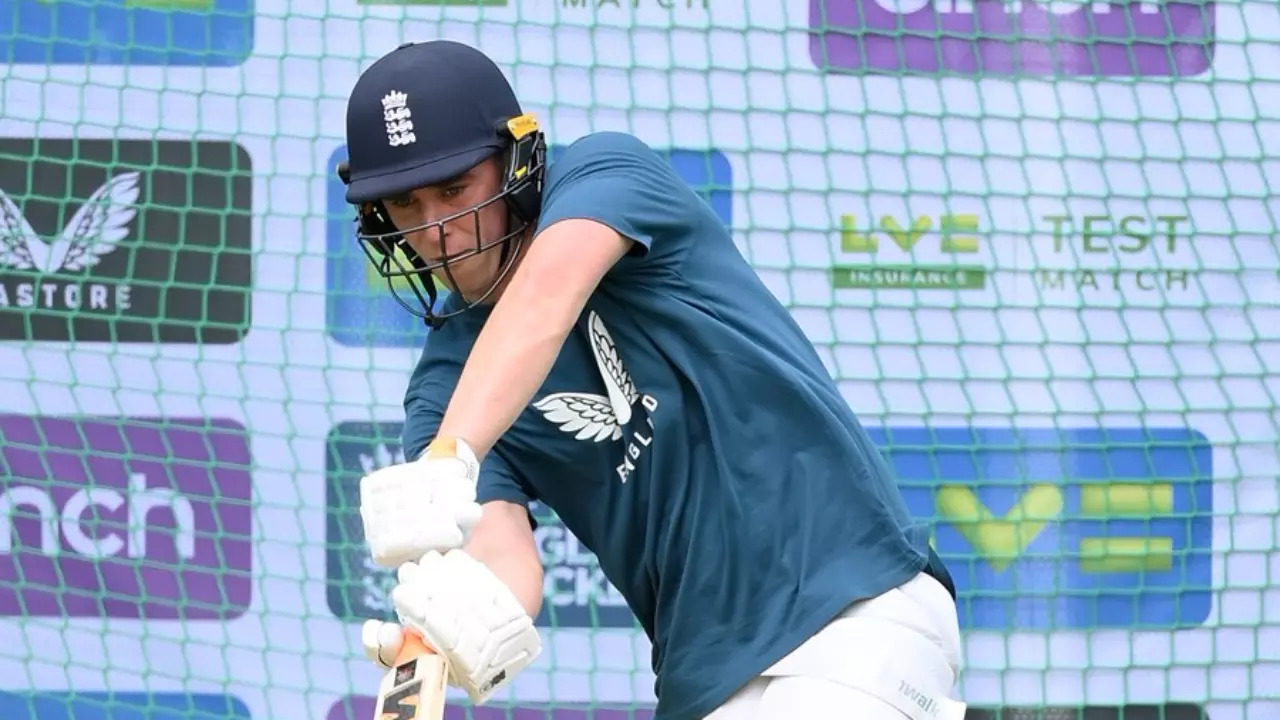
[1,1,1278,719]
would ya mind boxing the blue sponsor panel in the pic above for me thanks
[874,426,1213,631]
[0,0,254,66]
[324,421,637,629]
[0,692,251,719]
[324,144,734,349]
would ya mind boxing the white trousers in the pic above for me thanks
[704,571,966,720]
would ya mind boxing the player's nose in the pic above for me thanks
[403,202,447,255]
[405,230,444,263]
[412,195,448,227]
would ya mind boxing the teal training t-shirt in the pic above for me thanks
[401,131,938,720]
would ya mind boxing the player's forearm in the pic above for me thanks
[463,504,545,619]
[439,287,575,459]
[466,537,544,619]
[437,242,592,459]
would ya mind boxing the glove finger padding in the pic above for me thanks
[361,619,405,670]
[391,550,542,705]
[359,462,480,568]
[362,500,469,568]
[358,437,483,570]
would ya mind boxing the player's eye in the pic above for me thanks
[441,185,465,199]
[387,195,414,208]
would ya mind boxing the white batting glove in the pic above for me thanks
[362,618,406,669]
[359,437,484,568]
[360,550,541,705]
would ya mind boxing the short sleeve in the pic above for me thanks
[535,131,704,263]
[402,337,538,512]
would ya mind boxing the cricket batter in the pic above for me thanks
[344,39,966,720]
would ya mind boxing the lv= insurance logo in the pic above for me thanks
[878,426,1214,631]
[936,479,1185,574]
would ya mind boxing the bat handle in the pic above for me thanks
[396,629,450,703]
[375,629,449,720]
[396,629,435,665]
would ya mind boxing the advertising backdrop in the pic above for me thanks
[0,0,1277,718]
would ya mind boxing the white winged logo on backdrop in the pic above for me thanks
[534,310,641,443]
[0,172,142,274]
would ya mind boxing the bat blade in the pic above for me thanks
[373,632,449,720]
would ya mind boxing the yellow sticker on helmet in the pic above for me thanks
[506,114,539,140]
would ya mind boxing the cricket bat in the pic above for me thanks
[373,630,449,720]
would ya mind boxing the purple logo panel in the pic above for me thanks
[0,415,253,619]
[326,698,655,720]
[809,0,1215,77]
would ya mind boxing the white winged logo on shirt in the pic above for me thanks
[533,310,642,443]
[0,172,141,274]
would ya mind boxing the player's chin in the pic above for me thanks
[427,271,457,295]
[454,262,504,301]
[455,279,497,305]
[432,270,477,303]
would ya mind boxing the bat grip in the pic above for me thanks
[396,629,435,665]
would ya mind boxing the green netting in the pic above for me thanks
[1,0,1278,719]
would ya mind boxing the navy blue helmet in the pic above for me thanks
[336,40,547,328]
